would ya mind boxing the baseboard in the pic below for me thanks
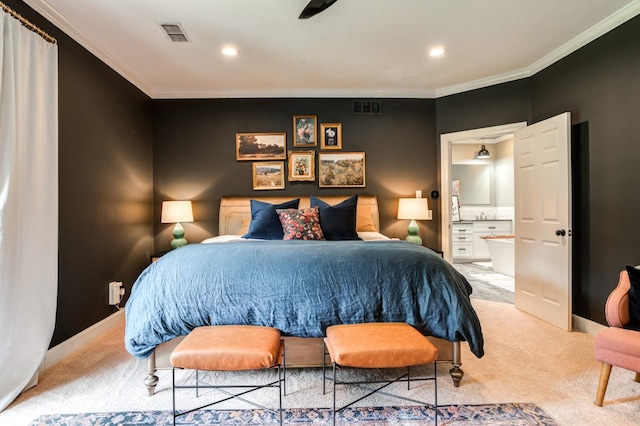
[21,310,125,394]
[572,314,607,335]
[44,309,125,370]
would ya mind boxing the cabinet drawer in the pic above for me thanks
[453,235,472,243]
[452,224,473,235]
[452,243,473,258]
[473,221,511,233]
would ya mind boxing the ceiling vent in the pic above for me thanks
[160,23,190,42]
[352,100,382,115]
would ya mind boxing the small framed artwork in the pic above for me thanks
[236,133,286,161]
[320,123,342,149]
[452,179,461,197]
[293,115,317,147]
[288,150,315,181]
[452,195,461,222]
[252,162,285,190]
[318,152,365,188]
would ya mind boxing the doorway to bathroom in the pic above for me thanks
[440,122,526,305]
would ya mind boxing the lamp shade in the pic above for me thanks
[161,201,193,223]
[397,198,431,220]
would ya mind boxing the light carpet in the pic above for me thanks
[1,299,640,425]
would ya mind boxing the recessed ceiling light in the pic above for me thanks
[222,47,238,56]
[429,47,446,57]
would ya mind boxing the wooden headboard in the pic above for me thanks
[219,195,380,235]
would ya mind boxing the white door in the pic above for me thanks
[514,112,572,331]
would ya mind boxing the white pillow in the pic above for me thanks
[358,231,391,241]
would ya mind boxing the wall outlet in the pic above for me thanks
[108,281,123,305]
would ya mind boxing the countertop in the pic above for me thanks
[454,219,512,224]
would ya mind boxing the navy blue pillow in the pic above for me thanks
[310,195,361,241]
[625,265,640,331]
[242,199,300,240]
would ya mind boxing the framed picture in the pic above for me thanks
[452,195,461,222]
[252,162,285,190]
[288,150,315,181]
[452,179,461,197]
[236,133,286,161]
[293,115,317,147]
[320,123,342,149]
[318,152,365,188]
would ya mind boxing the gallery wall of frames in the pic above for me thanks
[235,115,364,190]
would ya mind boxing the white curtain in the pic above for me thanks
[0,10,58,412]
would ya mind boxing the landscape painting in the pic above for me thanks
[318,152,365,188]
[236,133,286,161]
[252,162,285,190]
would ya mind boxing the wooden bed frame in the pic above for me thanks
[143,195,464,395]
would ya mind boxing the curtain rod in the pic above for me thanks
[1,1,56,44]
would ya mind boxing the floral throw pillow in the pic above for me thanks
[276,208,325,240]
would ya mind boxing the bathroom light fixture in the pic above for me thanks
[161,201,194,249]
[397,194,432,245]
[476,141,490,159]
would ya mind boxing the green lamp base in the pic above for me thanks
[405,219,422,245]
[170,238,188,249]
[170,222,188,249]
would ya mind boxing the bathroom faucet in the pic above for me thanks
[480,212,486,220]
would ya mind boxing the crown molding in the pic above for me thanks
[23,0,154,98]
[150,88,437,99]
[527,0,640,76]
[23,0,640,100]
[435,0,640,98]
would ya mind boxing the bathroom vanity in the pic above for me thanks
[452,220,512,261]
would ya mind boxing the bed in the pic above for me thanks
[125,195,484,395]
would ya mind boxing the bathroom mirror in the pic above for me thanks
[451,164,491,205]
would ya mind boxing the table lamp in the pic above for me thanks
[397,196,432,245]
[161,201,194,249]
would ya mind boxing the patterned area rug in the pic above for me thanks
[29,403,557,425]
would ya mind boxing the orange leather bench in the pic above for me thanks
[170,325,285,425]
[323,322,438,426]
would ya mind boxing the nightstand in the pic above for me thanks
[428,248,444,258]
[150,250,169,263]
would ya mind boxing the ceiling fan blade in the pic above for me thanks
[299,0,338,19]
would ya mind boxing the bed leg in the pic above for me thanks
[449,341,464,387]
[145,350,159,396]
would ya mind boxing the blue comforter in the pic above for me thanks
[125,240,484,359]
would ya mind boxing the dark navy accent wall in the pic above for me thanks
[6,0,154,346]
[435,79,532,136]
[152,98,439,251]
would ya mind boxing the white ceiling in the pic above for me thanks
[24,0,640,99]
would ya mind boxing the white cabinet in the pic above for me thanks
[452,223,473,260]
[452,220,512,261]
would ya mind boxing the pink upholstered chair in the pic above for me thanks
[594,269,640,406]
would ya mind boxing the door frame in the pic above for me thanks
[439,122,527,262]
